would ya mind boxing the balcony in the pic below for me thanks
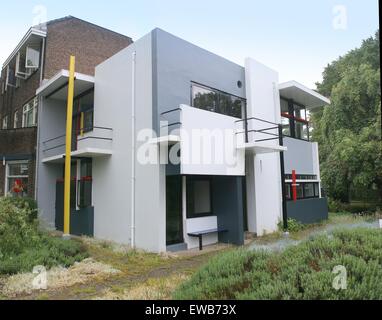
[41,126,113,163]
[154,105,287,176]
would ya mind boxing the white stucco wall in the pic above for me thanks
[180,105,245,176]
[93,32,166,252]
[245,58,283,236]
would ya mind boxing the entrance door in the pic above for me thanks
[166,176,183,245]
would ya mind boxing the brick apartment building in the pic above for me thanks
[0,16,132,198]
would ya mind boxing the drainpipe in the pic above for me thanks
[35,37,46,201]
[131,51,137,249]
[279,125,288,233]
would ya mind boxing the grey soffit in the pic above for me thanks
[279,81,330,109]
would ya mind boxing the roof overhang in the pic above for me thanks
[2,27,47,70]
[279,80,330,109]
[36,70,94,100]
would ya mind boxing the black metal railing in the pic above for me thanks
[235,117,282,144]
[42,126,113,154]
[160,108,182,130]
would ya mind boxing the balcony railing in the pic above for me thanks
[160,108,182,133]
[42,126,113,159]
[235,117,283,144]
[160,107,284,146]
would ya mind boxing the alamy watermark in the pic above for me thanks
[32,4,48,29]
[32,265,48,290]
[332,265,347,290]
[136,122,247,167]
[332,5,347,30]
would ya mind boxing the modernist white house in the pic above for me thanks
[35,29,330,252]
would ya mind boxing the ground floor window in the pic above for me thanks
[78,159,92,208]
[6,161,29,197]
[285,182,320,201]
[59,159,93,209]
[186,177,213,218]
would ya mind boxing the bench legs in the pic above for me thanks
[198,235,203,251]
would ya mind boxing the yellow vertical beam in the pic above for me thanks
[64,56,76,236]
[80,112,84,137]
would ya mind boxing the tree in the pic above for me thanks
[312,31,381,203]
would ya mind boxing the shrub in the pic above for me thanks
[174,228,382,300]
[0,197,88,275]
[0,197,40,256]
[278,218,306,233]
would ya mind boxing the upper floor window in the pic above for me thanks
[14,110,19,129]
[281,97,310,141]
[191,83,246,119]
[2,115,8,129]
[73,89,94,135]
[5,65,17,89]
[22,97,38,128]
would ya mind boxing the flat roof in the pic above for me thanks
[279,80,330,109]
[2,27,47,70]
[36,70,94,100]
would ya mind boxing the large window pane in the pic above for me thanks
[22,97,38,128]
[280,99,289,114]
[194,180,211,214]
[187,178,213,218]
[79,159,92,208]
[192,83,245,119]
[304,183,315,198]
[296,184,304,199]
[314,183,320,197]
[281,117,291,136]
[7,178,28,197]
[294,104,306,120]
[295,120,309,140]
[25,47,40,68]
[7,161,29,197]
[9,163,29,176]
[218,93,243,118]
[192,85,218,113]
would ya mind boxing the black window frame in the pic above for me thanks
[191,82,247,120]
[186,176,214,219]
[285,182,320,201]
[280,97,310,141]
[78,159,93,208]
[73,88,94,134]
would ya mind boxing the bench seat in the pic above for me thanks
[187,228,228,251]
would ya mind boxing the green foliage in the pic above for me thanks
[328,198,379,214]
[312,30,381,203]
[174,229,382,300]
[278,218,306,233]
[0,197,87,275]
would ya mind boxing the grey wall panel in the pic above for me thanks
[284,137,315,174]
[153,28,246,133]
[36,98,67,229]
[213,176,245,246]
[287,198,329,224]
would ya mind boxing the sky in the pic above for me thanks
[0,0,379,88]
